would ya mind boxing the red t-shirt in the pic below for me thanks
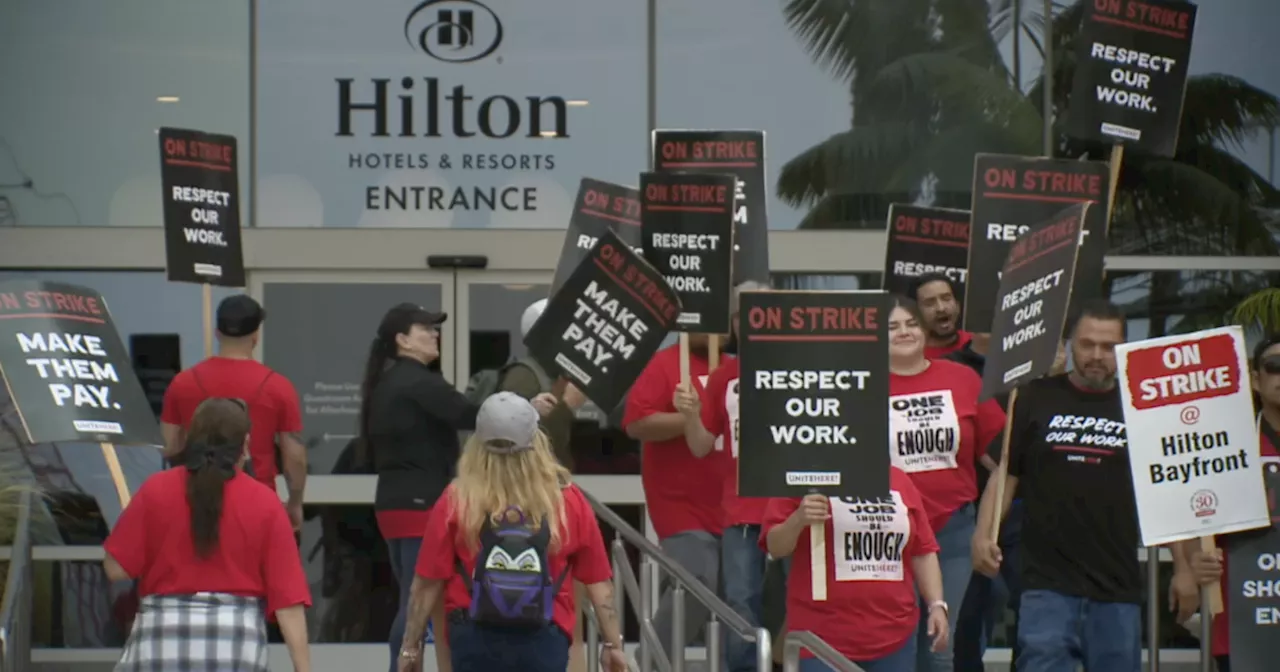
[104,468,311,617]
[415,483,612,638]
[761,468,939,660]
[889,359,1005,531]
[162,357,303,488]
[925,330,973,360]
[623,345,723,539]
[1212,418,1279,656]
[700,357,765,528]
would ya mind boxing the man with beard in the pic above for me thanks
[908,273,972,358]
[973,300,1143,672]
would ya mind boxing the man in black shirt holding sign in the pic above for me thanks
[973,301,1143,672]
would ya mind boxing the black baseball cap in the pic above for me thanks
[216,295,266,337]
[377,302,448,340]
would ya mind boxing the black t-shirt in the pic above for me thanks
[1008,374,1141,603]
[369,357,480,511]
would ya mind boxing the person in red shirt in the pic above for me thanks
[624,333,724,664]
[678,280,772,672]
[396,393,626,672]
[1175,333,1280,672]
[886,295,1004,672]
[908,273,973,359]
[104,398,312,671]
[160,294,307,530]
[762,468,948,671]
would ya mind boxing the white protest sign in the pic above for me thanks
[1117,326,1270,545]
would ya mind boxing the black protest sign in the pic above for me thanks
[159,127,245,287]
[640,172,736,334]
[883,204,971,296]
[524,230,681,411]
[550,178,643,296]
[980,204,1088,401]
[0,281,161,446]
[1067,0,1196,157]
[652,130,769,285]
[964,154,1108,332]
[738,291,891,499]
[1227,457,1280,670]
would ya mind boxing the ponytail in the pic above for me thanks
[186,441,238,558]
[183,398,250,559]
[358,336,391,464]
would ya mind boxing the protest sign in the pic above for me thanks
[1067,0,1196,157]
[640,171,736,334]
[1227,454,1280,669]
[159,127,244,287]
[737,290,890,499]
[882,204,970,296]
[0,281,160,446]
[980,203,1088,402]
[964,154,1109,332]
[1117,326,1270,545]
[652,130,769,284]
[550,178,642,296]
[524,230,681,411]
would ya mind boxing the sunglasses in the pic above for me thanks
[1260,355,1280,376]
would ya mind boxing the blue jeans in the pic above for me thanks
[955,500,1024,671]
[387,537,432,672]
[722,524,767,672]
[797,631,916,672]
[449,617,570,671]
[916,504,974,672]
[1016,589,1141,672]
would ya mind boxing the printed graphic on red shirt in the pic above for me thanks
[831,492,910,582]
[889,390,960,473]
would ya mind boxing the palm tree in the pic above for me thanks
[1232,287,1280,335]
[778,0,1280,257]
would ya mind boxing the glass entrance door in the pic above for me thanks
[250,270,456,474]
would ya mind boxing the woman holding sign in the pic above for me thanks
[762,468,948,671]
[886,296,1006,672]
[1174,334,1280,672]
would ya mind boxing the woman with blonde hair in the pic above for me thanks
[396,392,627,672]
[104,398,312,671]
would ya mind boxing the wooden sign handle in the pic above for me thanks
[678,333,691,386]
[708,334,721,373]
[101,442,132,509]
[810,522,828,601]
[989,388,1021,539]
[202,283,214,358]
[1105,143,1125,228]
[1199,536,1224,615]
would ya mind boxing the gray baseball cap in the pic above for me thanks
[475,392,539,454]
[731,281,770,314]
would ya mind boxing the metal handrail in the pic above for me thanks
[581,489,773,671]
[782,632,864,672]
[0,490,34,672]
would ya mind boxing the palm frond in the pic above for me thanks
[780,0,868,82]
[776,122,921,208]
[1180,74,1280,152]
[1231,289,1280,334]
